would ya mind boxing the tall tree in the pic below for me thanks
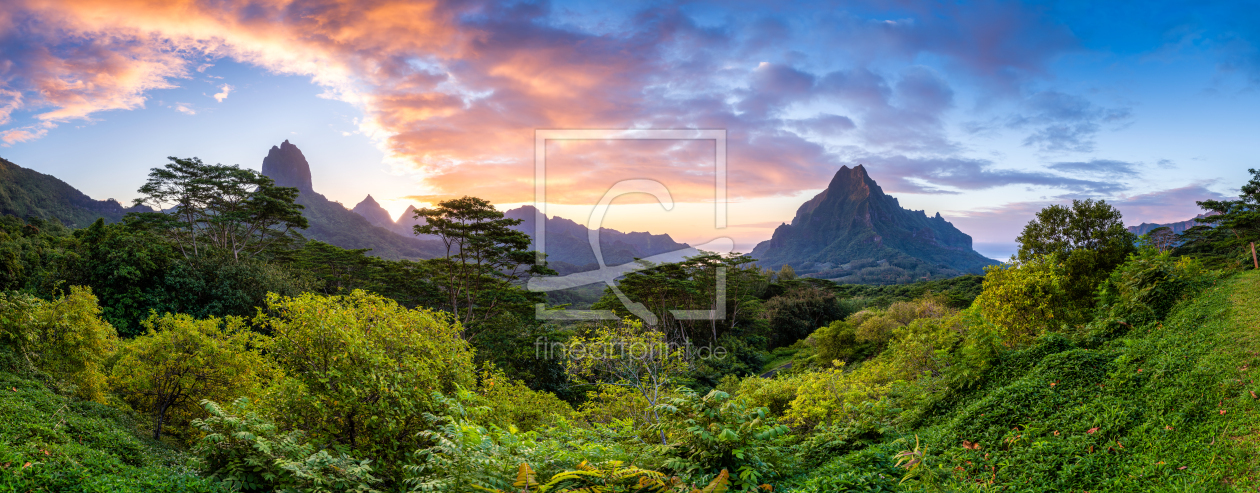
[133,157,308,261]
[591,253,768,345]
[1015,199,1135,304]
[413,196,551,331]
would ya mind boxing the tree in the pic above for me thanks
[590,253,769,346]
[110,312,269,440]
[414,196,551,331]
[1015,199,1135,304]
[133,156,308,261]
[565,318,689,444]
[1143,226,1177,252]
[1190,168,1260,268]
[257,290,476,484]
[761,284,846,348]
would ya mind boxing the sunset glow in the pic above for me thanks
[3,0,1259,257]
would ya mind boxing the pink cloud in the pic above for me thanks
[0,0,1086,207]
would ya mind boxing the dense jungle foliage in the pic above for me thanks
[4,161,1260,491]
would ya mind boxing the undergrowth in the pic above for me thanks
[790,271,1260,492]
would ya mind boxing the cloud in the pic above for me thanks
[854,154,1125,195]
[788,114,856,137]
[0,122,52,146]
[944,183,1232,244]
[1112,184,1230,224]
[1008,91,1132,153]
[212,84,233,102]
[173,103,195,115]
[0,0,1117,206]
[1047,159,1138,177]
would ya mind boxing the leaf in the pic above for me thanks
[514,462,538,488]
[1087,427,1100,434]
[692,469,730,493]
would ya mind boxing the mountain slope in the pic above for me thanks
[751,165,996,284]
[258,142,443,260]
[0,157,150,227]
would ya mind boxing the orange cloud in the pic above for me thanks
[0,0,838,205]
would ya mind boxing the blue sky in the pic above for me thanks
[2,0,1259,259]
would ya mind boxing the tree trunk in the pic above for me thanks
[1252,242,1258,270]
[154,402,168,440]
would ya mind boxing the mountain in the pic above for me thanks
[1128,214,1210,236]
[348,197,688,272]
[504,206,690,275]
[261,140,314,191]
[351,195,395,229]
[259,142,443,260]
[750,165,997,284]
[0,157,151,227]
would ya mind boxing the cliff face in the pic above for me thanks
[261,140,314,191]
[751,165,996,284]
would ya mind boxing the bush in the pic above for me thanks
[762,286,847,347]
[0,286,116,403]
[257,290,476,484]
[1096,247,1214,326]
[192,398,379,493]
[653,388,791,489]
[973,255,1086,346]
[110,313,269,441]
[0,354,226,492]
[474,368,574,433]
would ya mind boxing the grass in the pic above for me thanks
[0,361,226,492]
[790,270,1260,492]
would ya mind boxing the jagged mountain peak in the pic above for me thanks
[752,165,996,284]
[261,140,313,191]
[351,194,394,228]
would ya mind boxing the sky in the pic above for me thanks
[2,0,1260,260]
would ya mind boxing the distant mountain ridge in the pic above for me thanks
[1128,215,1210,236]
[0,157,151,227]
[348,196,691,274]
[751,165,997,284]
[503,206,690,275]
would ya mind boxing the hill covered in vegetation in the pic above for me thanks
[4,159,1260,492]
[0,157,150,228]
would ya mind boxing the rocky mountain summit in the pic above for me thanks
[751,165,997,284]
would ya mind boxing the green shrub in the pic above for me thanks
[0,357,226,492]
[1096,247,1214,327]
[652,388,791,490]
[973,255,1086,346]
[110,313,269,441]
[0,287,116,403]
[257,290,476,485]
[192,398,378,493]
